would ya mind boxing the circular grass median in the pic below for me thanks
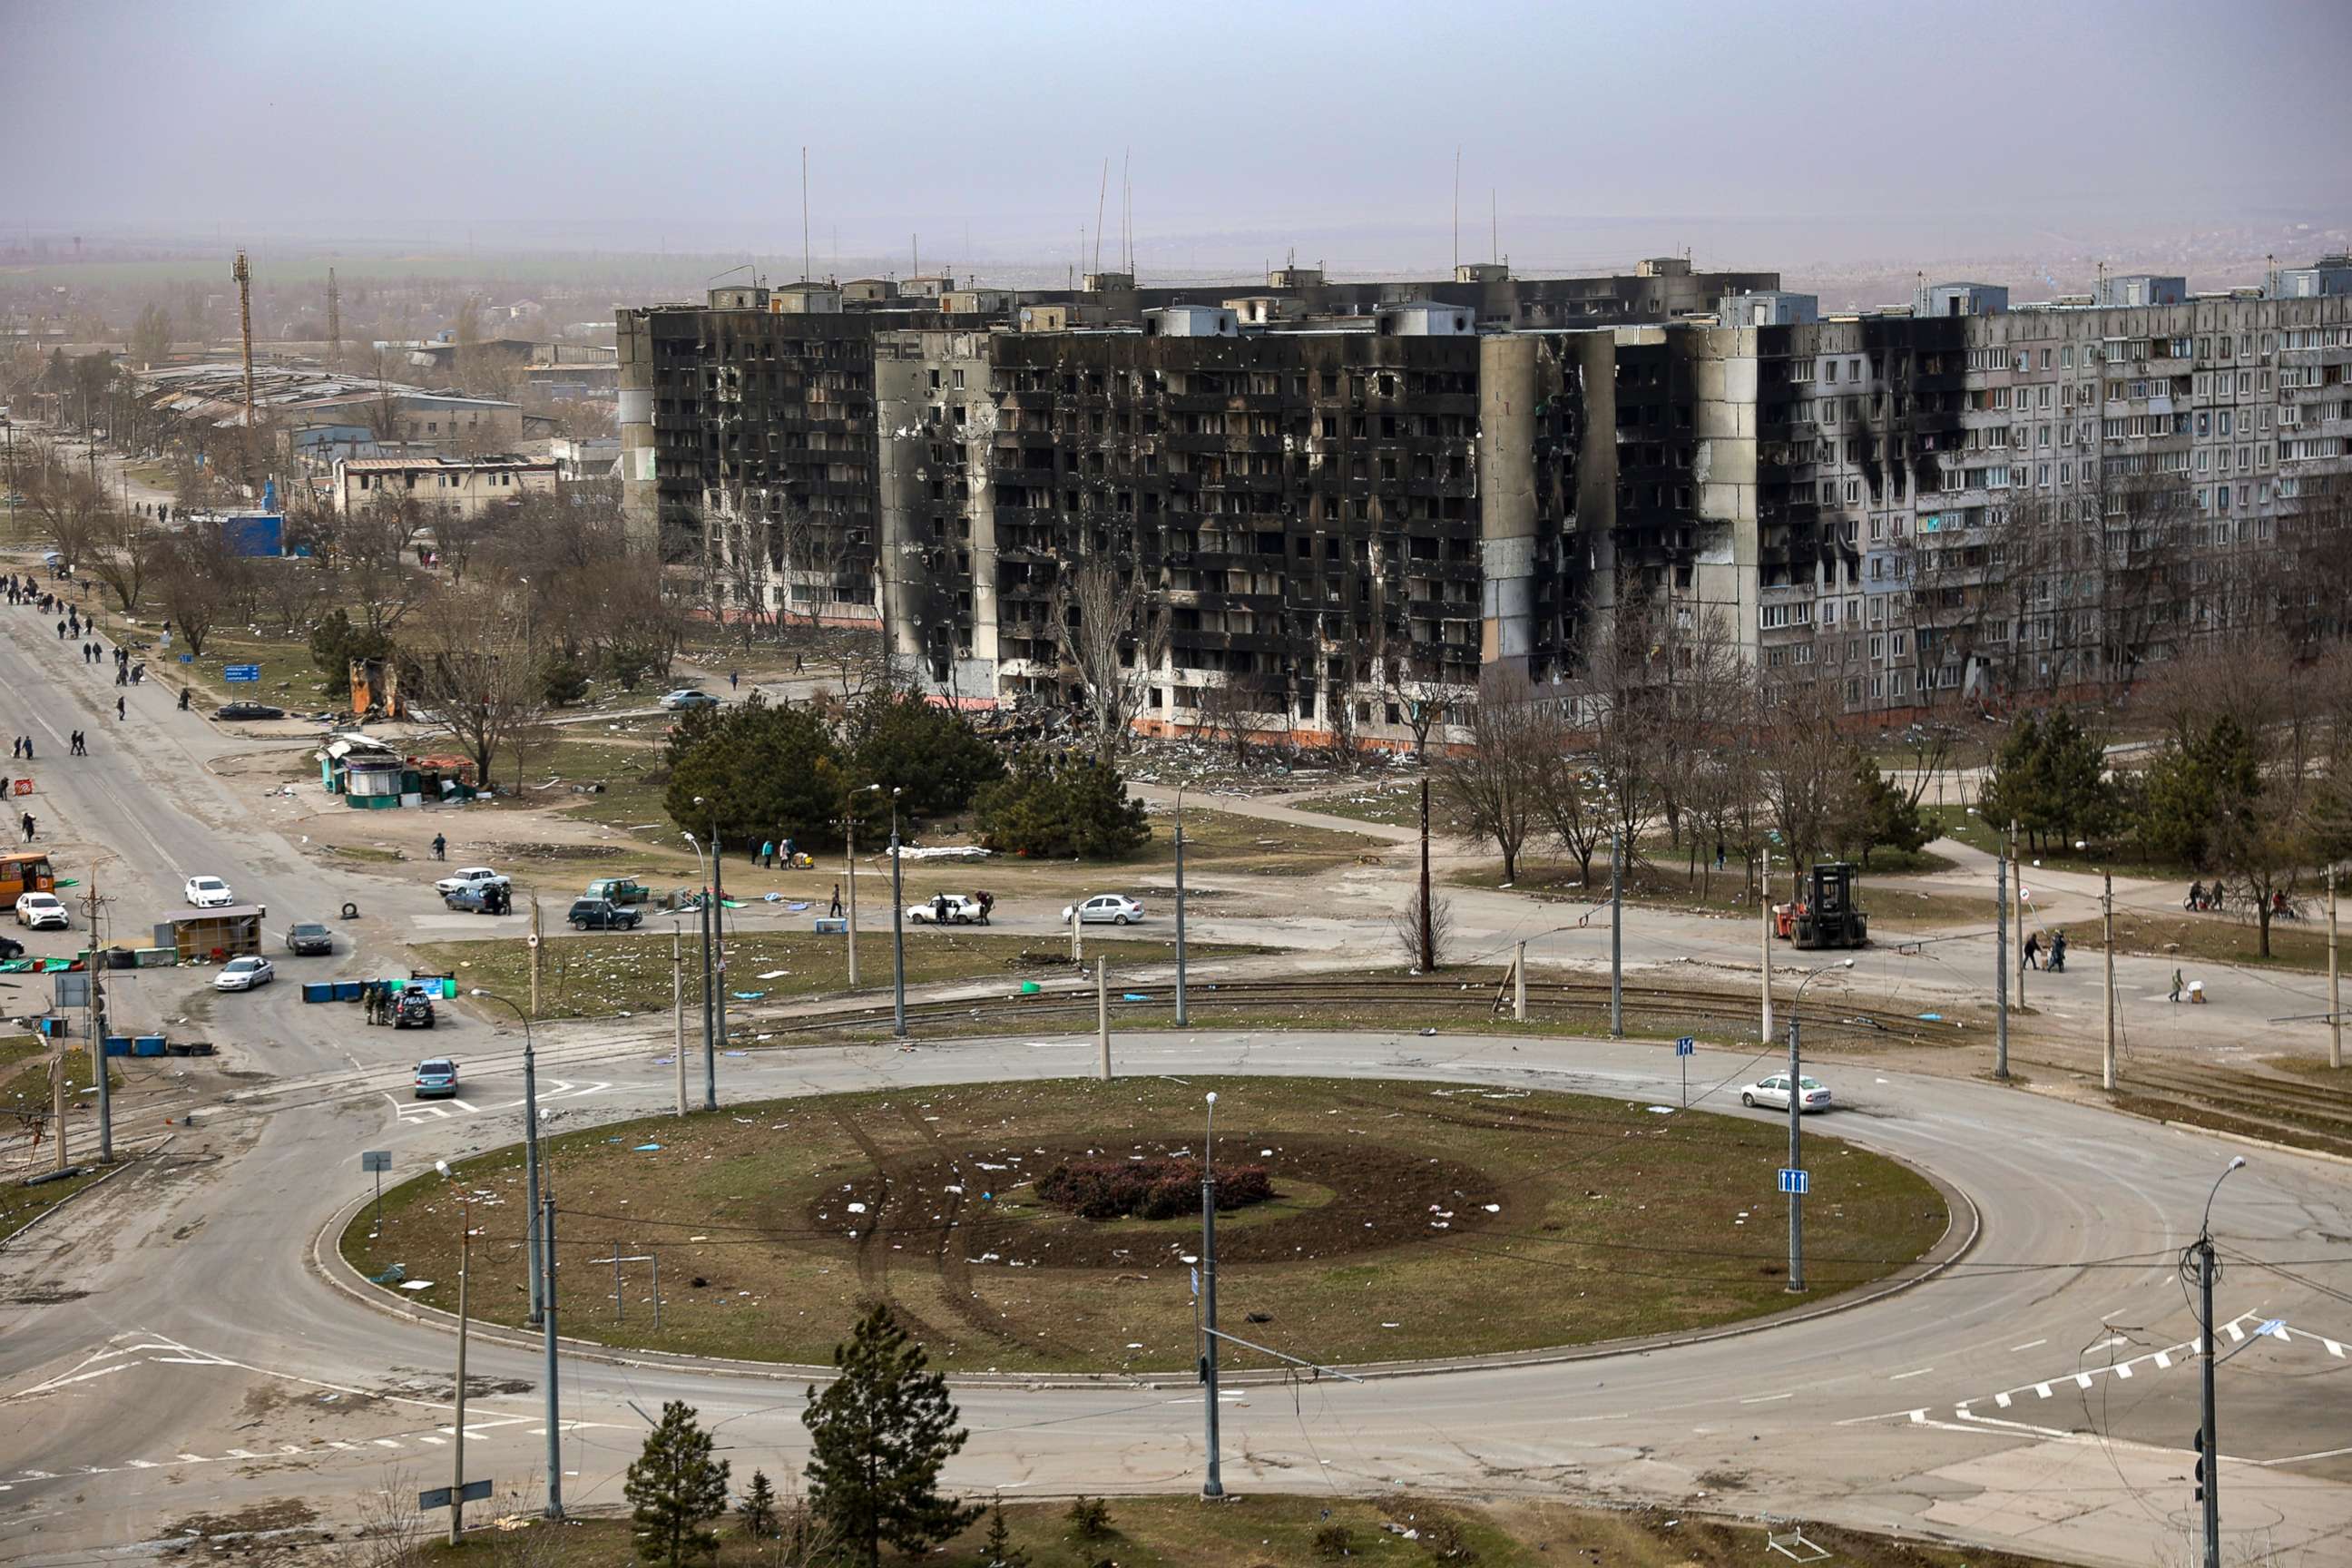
[344,1076,1946,1374]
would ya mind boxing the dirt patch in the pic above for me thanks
[165,1498,320,1538]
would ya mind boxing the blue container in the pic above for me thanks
[103,1036,132,1057]
[813,917,848,936]
[301,981,334,1004]
[333,980,364,1002]
[132,1036,167,1057]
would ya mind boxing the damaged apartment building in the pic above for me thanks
[618,255,2352,740]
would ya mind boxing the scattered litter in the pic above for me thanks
[732,990,765,1001]
[847,1202,867,1214]
[1646,1105,1675,1114]
[1916,1011,1944,1022]
[723,1050,748,1057]
[399,1279,435,1291]
[1484,1203,1501,1212]
[689,1235,708,1241]
[786,901,811,913]
[633,1142,662,1152]
[1381,1322,1402,1328]
[757,969,791,980]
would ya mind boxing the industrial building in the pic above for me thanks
[618,257,2352,740]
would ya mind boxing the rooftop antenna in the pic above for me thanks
[912,233,919,279]
[1094,157,1110,276]
[1491,188,1497,265]
[800,146,811,282]
[326,265,341,366]
[1452,146,1462,271]
[1122,146,1132,275]
[232,250,255,427]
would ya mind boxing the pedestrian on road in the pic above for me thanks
[782,836,797,867]
[431,833,446,861]
[115,694,125,721]
[828,883,843,919]
[793,651,804,674]
[54,618,65,639]
[19,813,34,843]
[759,838,773,868]
[729,669,740,691]
[2023,930,2042,970]
[1714,840,1727,872]
[2170,968,2185,1003]
[20,736,29,760]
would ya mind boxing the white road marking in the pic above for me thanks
[1888,1367,1935,1380]
[2113,1361,2132,1378]
[15,1365,132,1394]
[2009,1338,2046,1352]
[2034,1382,2053,1398]
[2152,1349,2172,1368]
[1994,1391,2012,1407]
[1740,1391,1793,1405]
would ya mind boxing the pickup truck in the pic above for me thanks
[583,877,651,906]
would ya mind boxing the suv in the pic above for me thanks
[568,897,642,931]
[394,990,437,1029]
[15,892,69,930]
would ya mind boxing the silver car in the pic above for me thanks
[1742,1073,1833,1112]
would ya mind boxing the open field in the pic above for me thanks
[346,1076,1946,1374]
[1443,853,1964,921]
[2084,906,2337,973]
[416,928,1264,1022]
[394,1494,2071,1568]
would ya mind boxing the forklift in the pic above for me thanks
[1777,861,1871,950]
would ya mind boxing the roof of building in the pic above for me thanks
[337,455,553,473]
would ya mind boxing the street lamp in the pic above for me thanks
[468,989,544,1327]
[1173,785,1190,1026]
[1200,1091,1222,1498]
[2194,1154,2248,1568]
[885,786,906,1037]
[2080,839,2117,1092]
[681,826,717,1112]
[433,1158,472,1546]
[1783,957,1854,1293]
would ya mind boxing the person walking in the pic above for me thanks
[729,669,740,691]
[115,694,125,721]
[19,812,34,843]
[431,833,447,861]
[2170,967,2185,1004]
[760,838,774,869]
[18,736,28,760]
[2023,930,2042,970]
[55,618,65,640]
[828,882,843,919]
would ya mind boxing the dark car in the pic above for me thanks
[394,990,436,1029]
[567,897,642,931]
[0,935,22,961]
[217,701,288,720]
[285,921,335,956]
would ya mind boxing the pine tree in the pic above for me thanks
[736,1468,779,1540]
[982,1498,1030,1568]
[624,1400,731,1565]
[803,1303,983,1568]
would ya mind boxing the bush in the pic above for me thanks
[1036,1158,1274,1220]
[1064,1496,1112,1541]
[975,754,1150,860]
[541,653,589,707]
[1313,1523,1356,1559]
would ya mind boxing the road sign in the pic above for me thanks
[223,664,260,682]
[361,1151,391,1172]
[1674,1036,1696,1056]
[419,1478,493,1509]
[1778,1167,1809,1195]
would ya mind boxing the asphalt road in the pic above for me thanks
[0,589,2347,1567]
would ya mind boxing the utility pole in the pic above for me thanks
[541,1193,563,1521]
[85,876,110,1162]
[450,1191,471,1546]
[2102,869,2117,1093]
[708,824,725,1110]
[2011,818,2026,1011]
[1200,1093,1223,1499]
[232,251,255,431]
[1173,793,1190,1026]
[2329,864,2342,1072]
[1759,844,1774,1044]
[1994,834,2011,1081]
[888,789,906,1037]
[523,1035,544,1327]
[1095,956,1110,1081]
[1787,1012,1805,1292]
[698,872,715,1095]
[1417,776,1434,972]
[671,926,686,1117]
[1513,940,1527,1023]
[528,895,542,1020]
[844,810,859,991]
[2198,1230,2220,1568]
[1609,829,1624,1037]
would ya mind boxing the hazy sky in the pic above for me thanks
[8,0,2348,270]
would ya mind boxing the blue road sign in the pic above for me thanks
[1778,1167,1809,1195]
[1674,1036,1696,1056]
[418,1478,493,1509]
[223,664,260,683]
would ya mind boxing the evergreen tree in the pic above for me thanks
[663,694,853,851]
[974,754,1151,860]
[981,1498,1030,1568]
[736,1468,779,1541]
[1846,751,1930,866]
[846,691,1004,818]
[623,1400,731,1566]
[803,1303,982,1568]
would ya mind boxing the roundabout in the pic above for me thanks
[341,1076,1948,1374]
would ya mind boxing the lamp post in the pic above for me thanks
[2195,1155,2248,1568]
[433,1159,471,1546]
[2080,840,2116,1092]
[692,797,725,1110]
[469,989,544,1326]
[1174,785,1190,1026]
[1784,957,1854,1293]
[887,786,906,1037]
[1199,1091,1222,1498]
[682,828,717,1112]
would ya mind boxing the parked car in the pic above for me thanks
[0,935,22,960]
[583,877,651,906]
[1741,1073,1834,1113]
[568,897,643,931]
[213,956,276,991]
[284,921,335,956]
[184,875,235,908]
[15,892,69,930]
[394,991,437,1029]
[1062,893,1145,926]
[659,688,721,711]
[413,1058,459,1098]
[216,701,287,720]
[906,892,991,926]
[442,884,510,914]
[434,867,508,897]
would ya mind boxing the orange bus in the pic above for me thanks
[0,853,56,904]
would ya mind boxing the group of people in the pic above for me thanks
[4,572,64,609]
[754,836,801,868]
[2022,927,2070,973]
[9,735,33,760]
[2185,880,2300,919]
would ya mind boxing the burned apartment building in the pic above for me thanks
[618,256,2352,740]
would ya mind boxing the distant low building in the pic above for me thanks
[331,454,558,516]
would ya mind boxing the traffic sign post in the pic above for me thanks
[223,664,260,683]
[419,1479,493,1510]
[1674,1036,1695,1106]
[361,1150,390,1233]
[1778,1167,1809,1195]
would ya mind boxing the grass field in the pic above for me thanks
[345,1076,1946,1374]
[0,1038,114,1241]
[415,928,1259,1021]
[2086,907,2337,972]
[392,1494,2069,1568]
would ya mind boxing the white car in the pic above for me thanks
[1062,893,1145,926]
[659,689,721,711]
[906,893,989,926]
[213,956,275,991]
[184,875,235,908]
[15,892,68,930]
[1741,1073,1833,1113]
[434,867,509,897]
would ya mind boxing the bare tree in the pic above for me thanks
[17,436,104,570]
[1051,554,1171,758]
[258,557,328,634]
[1191,662,1287,767]
[1391,891,1456,972]
[89,507,164,612]
[1752,671,1857,871]
[1377,650,1450,762]
[405,577,546,785]
[155,527,245,657]
[338,498,427,633]
[1439,667,1561,883]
